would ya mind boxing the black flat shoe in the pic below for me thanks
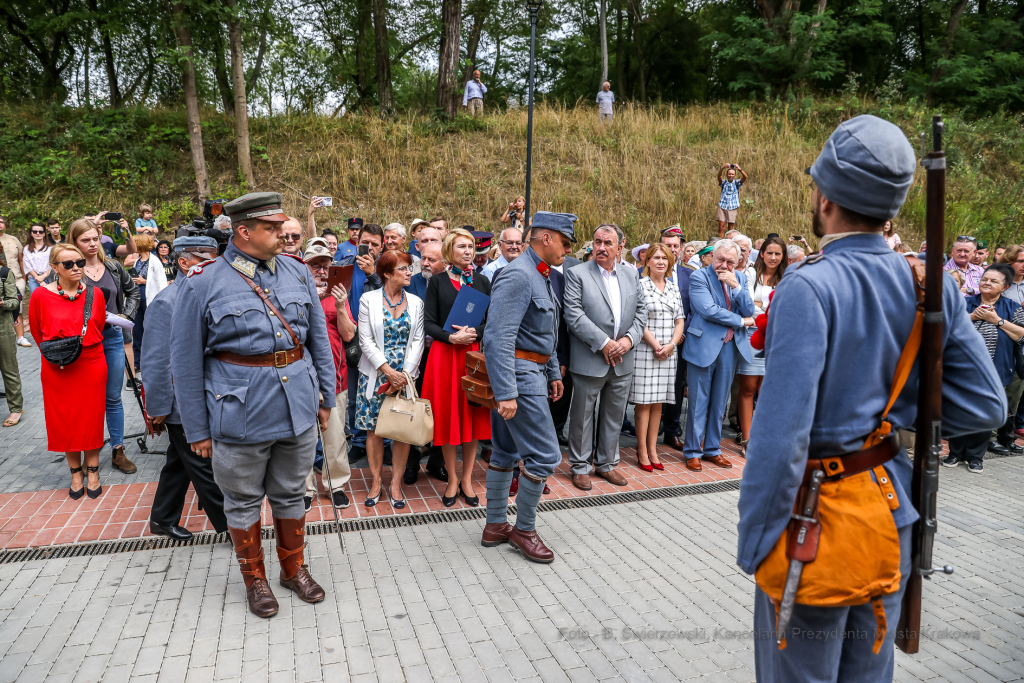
[85,465,102,499]
[150,522,193,541]
[427,464,449,483]
[459,484,479,507]
[69,466,85,500]
[403,468,419,486]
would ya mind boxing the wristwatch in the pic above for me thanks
[998,318,1006,328]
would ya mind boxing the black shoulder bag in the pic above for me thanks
[40,286,95,369]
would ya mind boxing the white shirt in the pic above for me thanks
[480,254,509,279]
[599,264,622,349]
[22,245,52,277]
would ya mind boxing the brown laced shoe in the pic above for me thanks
[508,527,555,564]
[111,445,137,474]
[228,522,279,618]
[274,517,325,603]
[481,522,514,547]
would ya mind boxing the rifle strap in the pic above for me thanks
[862,255,926,451]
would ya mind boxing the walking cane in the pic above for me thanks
[314,412,346,554]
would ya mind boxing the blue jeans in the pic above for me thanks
[102,326,125,449]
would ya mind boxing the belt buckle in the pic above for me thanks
[274,350,288,368]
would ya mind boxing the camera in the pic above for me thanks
[175,199,231,254]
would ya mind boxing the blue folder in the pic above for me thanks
[443,286,491,333]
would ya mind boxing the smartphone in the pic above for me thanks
[376,382,392,396]
[327,264,354,294]
[103,212,122,221]
[314,196,333,207]
[358,244,370,258]
[791,235,803,241]
[980,304,993,310]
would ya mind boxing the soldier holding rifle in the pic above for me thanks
[736,116,1006,682]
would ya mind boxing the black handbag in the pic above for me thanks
[344,336,362,366]
[40,286,94,369]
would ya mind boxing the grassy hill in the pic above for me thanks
[1,98,1021,250]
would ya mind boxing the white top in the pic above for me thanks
[22,245,51,277]
[599,265,622,347]
[596,90,615,113]
[480,254,509,280]
[749,271,777,316]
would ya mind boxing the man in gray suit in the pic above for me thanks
[563,224,647,490]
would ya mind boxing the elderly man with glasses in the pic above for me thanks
[480,227,524,279]
[281,216,306,257]
[945,235,985,296]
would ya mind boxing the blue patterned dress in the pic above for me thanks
[355,308,411,431]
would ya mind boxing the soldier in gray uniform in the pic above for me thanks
[143,236,227,540]
[171,192,337,618]
[481,211,575,563]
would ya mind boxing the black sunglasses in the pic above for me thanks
[956,235,978,243]
[31,230,45,234]
[58,259,86,270]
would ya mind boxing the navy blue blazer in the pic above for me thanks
[405,272,429,300]
[549,267,571,369]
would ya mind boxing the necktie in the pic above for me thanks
[722,281,734,344]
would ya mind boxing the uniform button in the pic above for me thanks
[216,394,221,398]
[269,311,276,317]
[236,309,241,314]
[277,332,282,338]
[282,376,288,383]
[259,269,264,274]
[264,288,270,294]
[299,312,305,318]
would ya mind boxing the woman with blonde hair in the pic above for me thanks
[30,245,109,498]
[629,243,685,470]
[124,234,161,368]
[421,228,493,506]
[68,218,140,474]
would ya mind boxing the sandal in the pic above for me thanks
[69,466,85,500]
[2,413,22,427]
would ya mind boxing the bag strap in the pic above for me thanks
[222,255,300,348]
[862,255,926,449]
[0,266,9,282]
[80,285,95,338]
[402,371,418,400]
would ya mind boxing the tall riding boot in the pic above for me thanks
[228,522,279,618]
[274,517,326,603]
[112,445,137,474]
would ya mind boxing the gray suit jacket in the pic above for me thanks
[564,259,647,377]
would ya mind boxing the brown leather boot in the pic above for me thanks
[508,527,555,564]
[228,522,279,618]
[274,517,325,603]
[481,522,514,547]
[111,445,137,474]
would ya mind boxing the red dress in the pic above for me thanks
[421,279,492,446]
[29,287,108,452]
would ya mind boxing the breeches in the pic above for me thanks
[489,393,562,480]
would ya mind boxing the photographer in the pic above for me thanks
[86,211,137,259]
[462,70,487,116]
[716,163,748,237]
[500,196,527,231]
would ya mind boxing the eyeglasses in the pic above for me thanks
[394,265,413,273]
[58,259,86,270]
[308,264,330,272]
[284,234,303,242]
[956,235,977,243]
[980,277,1006,285]
[501,240,524,247]
[31,230,44,235]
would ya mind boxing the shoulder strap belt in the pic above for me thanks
[222,255,300,348]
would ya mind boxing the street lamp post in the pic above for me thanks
[524,0,542,220]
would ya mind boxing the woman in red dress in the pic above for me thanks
[28,245,108,499]
[421,228,492,507]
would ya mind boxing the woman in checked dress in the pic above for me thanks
[629,243,685,472]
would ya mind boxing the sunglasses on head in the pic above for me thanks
[957,235,978,243]
[58,259,86,270]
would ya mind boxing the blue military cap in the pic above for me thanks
[806,115,916,221]
[531,211,578,243]
[173,235,218,252]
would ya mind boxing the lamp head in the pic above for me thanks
[526,0,543,11]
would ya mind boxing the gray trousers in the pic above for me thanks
[753,523,911,683]
[567,368,631,475]
[212,424,318,528]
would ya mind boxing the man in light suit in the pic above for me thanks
[682,239,755,470]
[563,224,647,490]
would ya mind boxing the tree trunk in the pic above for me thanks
[371,0,393,108]
[89,0,122,107]
[437,0,462,117]
[213,31,235,115]
[462,0,493,84]
[629,0,645,102]
[225,0,254,187]
[491,34,501,80]
[355,0,373,104]
[599,0,608,85]
[84,40,91,106]
[617,3,627,96]
[172,2,212,202]
[928,0,971,99]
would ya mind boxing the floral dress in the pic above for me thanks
[355,308,411,431]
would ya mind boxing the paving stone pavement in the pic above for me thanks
[1,456,1022,683]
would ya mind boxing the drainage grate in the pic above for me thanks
[0,479,740,564]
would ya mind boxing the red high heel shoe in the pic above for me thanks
[636,453,654,473]
[650,459,665,471]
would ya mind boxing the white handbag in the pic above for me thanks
[374,372,434,446]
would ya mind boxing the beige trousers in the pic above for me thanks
[306,390,352,496]
[467,98,483,116]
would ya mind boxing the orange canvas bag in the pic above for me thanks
[755,255,925,654]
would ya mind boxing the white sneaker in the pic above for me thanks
[16,337,31,347]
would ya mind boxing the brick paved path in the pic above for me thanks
[1,457,1022,683]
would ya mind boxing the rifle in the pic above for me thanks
[895,115,955,654]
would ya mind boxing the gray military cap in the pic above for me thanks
[172,235,218,252]
[807,115,916,220]
[223,192,289,224]
[531,211,578,243]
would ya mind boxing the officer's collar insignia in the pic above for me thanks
[536,262,551,278]
[187,264,204,277]
[230,255,257,278]
[797,252,826,269]
[264,257,276,274]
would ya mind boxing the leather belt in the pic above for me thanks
[515,349,551,364]
[806,434,900,482]
[214,346,305,368]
